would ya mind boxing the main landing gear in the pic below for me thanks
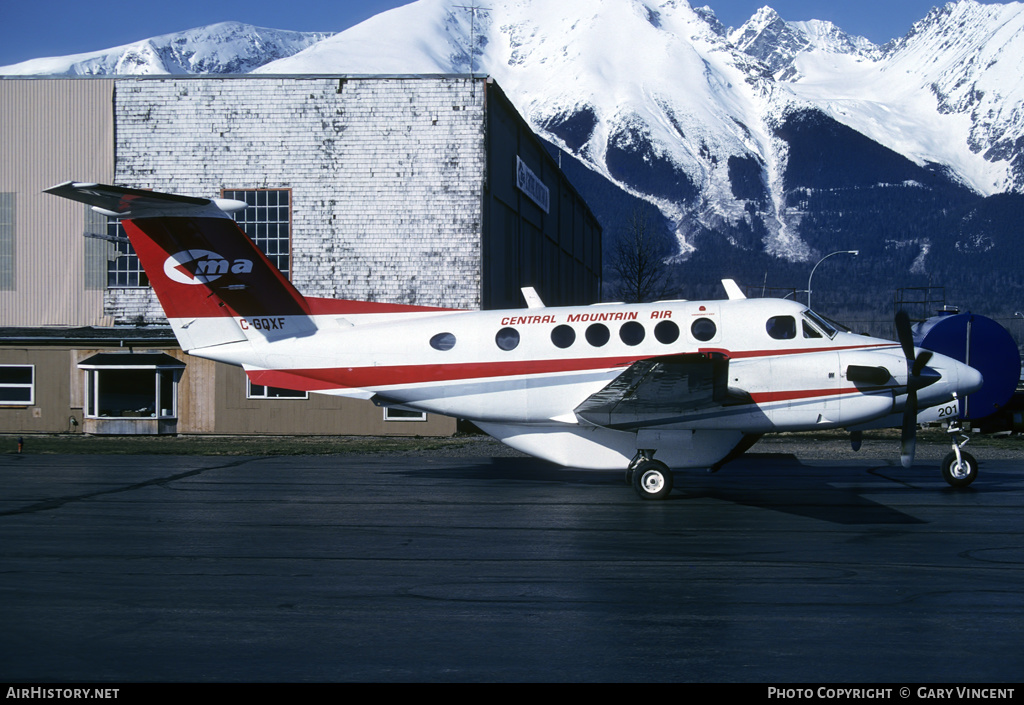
[626,451,674,500]
[941,422,978,488]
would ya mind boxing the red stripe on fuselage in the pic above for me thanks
[749,387,868,403]
[247,355,641,391]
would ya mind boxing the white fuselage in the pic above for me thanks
[182,297,982,470]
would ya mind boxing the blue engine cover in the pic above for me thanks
[914,312,1021,421]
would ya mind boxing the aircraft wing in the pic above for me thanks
[574,353,751,430]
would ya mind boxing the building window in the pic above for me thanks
[84,205,114,290]
[0,365,34,405]
[79,353,184,418]
[106,219,148,288]
[383,407,427,422]
[223,189,292,278]
[0,193,14,291]
[247,379,308,400]
[105,188,291,287]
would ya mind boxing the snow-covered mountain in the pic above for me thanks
[255,0,1024,268]
[0,22,331,75]
[4,1,1024,314]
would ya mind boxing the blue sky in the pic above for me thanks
[0,0,994,67]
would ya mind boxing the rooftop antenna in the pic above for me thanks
[455,3,490,77]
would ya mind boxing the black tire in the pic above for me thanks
[941,451,978,488]
[632,460,674,500]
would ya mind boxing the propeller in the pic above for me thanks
[894,311,939,468]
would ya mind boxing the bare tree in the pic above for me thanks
[609,208,671,303]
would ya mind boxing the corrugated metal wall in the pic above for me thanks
[0,79,115,326]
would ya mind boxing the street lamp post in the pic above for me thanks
[807,250,859,311]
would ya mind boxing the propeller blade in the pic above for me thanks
[900,386,918,468]
[895,310,915,361]
[911,350,933,378]
[895,310,922,468]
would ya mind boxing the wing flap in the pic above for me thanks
[574,353,750,430]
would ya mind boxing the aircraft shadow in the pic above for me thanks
[394,453,928,525]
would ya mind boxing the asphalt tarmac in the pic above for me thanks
[1,447,1022,683]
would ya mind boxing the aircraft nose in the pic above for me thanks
[956,361,984,396]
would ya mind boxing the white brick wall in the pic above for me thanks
[109,76,486,323]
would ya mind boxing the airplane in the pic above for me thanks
[46,180,989,500]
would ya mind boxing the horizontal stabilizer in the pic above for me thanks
[45,181,245,219]
[46,180,314,352]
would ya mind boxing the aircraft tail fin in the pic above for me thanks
[45,181,312,351]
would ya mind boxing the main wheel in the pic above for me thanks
[941,450,978,488]
[632,460,674,500]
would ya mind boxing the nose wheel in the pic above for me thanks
[941,423,978,488]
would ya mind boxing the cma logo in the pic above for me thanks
[164,250,253,285]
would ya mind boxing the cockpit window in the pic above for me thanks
[766,315,796,340]
[803,310,838,338]
[802,320,823,338]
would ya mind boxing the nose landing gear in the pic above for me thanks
[941,422,978,488]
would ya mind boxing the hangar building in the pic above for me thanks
[0,75,602,436]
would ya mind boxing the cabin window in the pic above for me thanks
[766,315,797,340]
[654,320,679,344]
[496,327,520,351]
[691,317,717,342]
[0,365,34,405]
[619,321,645,346]
[551,325,576,349]
[430,332,457,351]
[585,323,610,347]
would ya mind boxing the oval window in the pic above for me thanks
[619,321,645,346]
[585,323,610,347]
[551,324,576,349]
[495,327,520,351]
[654,320,680,344]
[429,332,456,351]
[690,317,717,342]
